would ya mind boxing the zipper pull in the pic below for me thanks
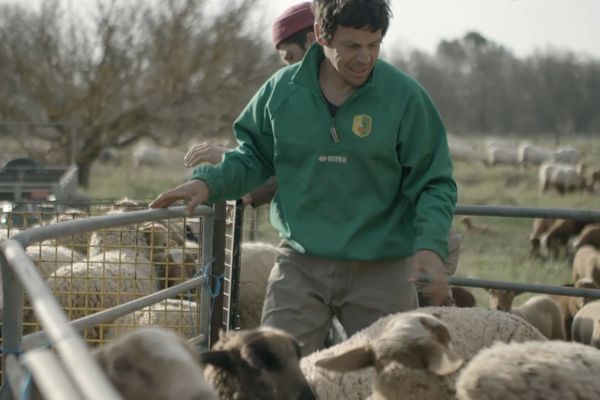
[330,124,340,143]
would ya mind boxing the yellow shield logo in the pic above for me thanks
[352,115,372,138]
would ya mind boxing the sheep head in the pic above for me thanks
[315,313,463,377]
[200,327,315,400]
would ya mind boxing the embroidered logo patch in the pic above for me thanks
[352,115,372,138]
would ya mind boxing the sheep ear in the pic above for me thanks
[199,350,236,372]
[315,345,375,372]
[422,344,464,376]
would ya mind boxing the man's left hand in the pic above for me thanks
[409,249,449,306]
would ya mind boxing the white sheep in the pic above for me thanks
[517,143,552,167]
[455,341,600,400]
[104,299,201,340]
[95,327,218,400]
[237,241,278,329]
[538,161,585,194]
[25,241,86,277]
[571,299,600,348]
[485,147,519,167]
[301,306,545,400]
[313,312,464,400]
[40,249,160,340]
[50,208,90,255]
[552,146,581,164]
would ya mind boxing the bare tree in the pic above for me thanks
[0,0,278,186]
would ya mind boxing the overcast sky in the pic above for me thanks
[263,0,600,58]
[3,0,599,58]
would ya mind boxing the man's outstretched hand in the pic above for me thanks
[409,249,449,306]
[149,179,211,216]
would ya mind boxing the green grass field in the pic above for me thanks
[85,135,600,307]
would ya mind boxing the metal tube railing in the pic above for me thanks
[455,204,600,221]
[418,275,600,298]
[1,205,216,400]
[1,239,122,400]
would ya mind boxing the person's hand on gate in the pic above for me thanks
[184,142,230,167]
[149,179,211,216]
[409,249,449,306]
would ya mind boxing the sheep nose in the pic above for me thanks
[298,385,317,400]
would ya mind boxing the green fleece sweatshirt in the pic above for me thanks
[192,44,457,261]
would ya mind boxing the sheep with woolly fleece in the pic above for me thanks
[571,222,600,250]
[548,279,597,340]
[538,161,585,194]
[552,146,581,164]
[486,289,565,340]
[50,208,90,255]
[39,249,160,340]
[538,218,590,258]
[572,245,600,287]
[94,327,218,400]
[313,312,464,400]
[104,299,201,340]
[455,341,600,400]
[300,306,545,400]
[517,143,552,167]
[199,326,315,400]
[25,240,85,277]
[571,300,600,348]
[528,217,555,257]
[237,241,278,328]
[484,146,519,167]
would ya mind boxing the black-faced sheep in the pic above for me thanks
[199,327,316,400]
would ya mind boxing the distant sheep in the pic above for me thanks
[571,223,600,250]
[528,218,555,257]
[486,289,565,340]
[95,327,218,400]
[132,144,168,167]
[552,146,581,164]
[456,341,600,400]
[459,216,494,235]
[301,307,545,400]
[199,327,315,400]
[572,245,600,288]
[538,161,585,194]
[538,218,589,258]
[517,143,552,167]
[571,300,600,349]
[549,279,597,340]
[485,147,519,167]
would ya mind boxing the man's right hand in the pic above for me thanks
[149,179,211,216]
[184,142,230,167]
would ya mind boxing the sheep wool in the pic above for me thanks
[301,306,545,400]
[456,341,600,400]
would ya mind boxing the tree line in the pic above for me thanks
[0,1,598,186]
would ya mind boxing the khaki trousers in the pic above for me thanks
[260,243,418,355]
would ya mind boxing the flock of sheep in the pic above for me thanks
[449,137,600,194]
[3,194,600,398]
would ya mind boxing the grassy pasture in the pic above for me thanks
[86,135,600,307]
